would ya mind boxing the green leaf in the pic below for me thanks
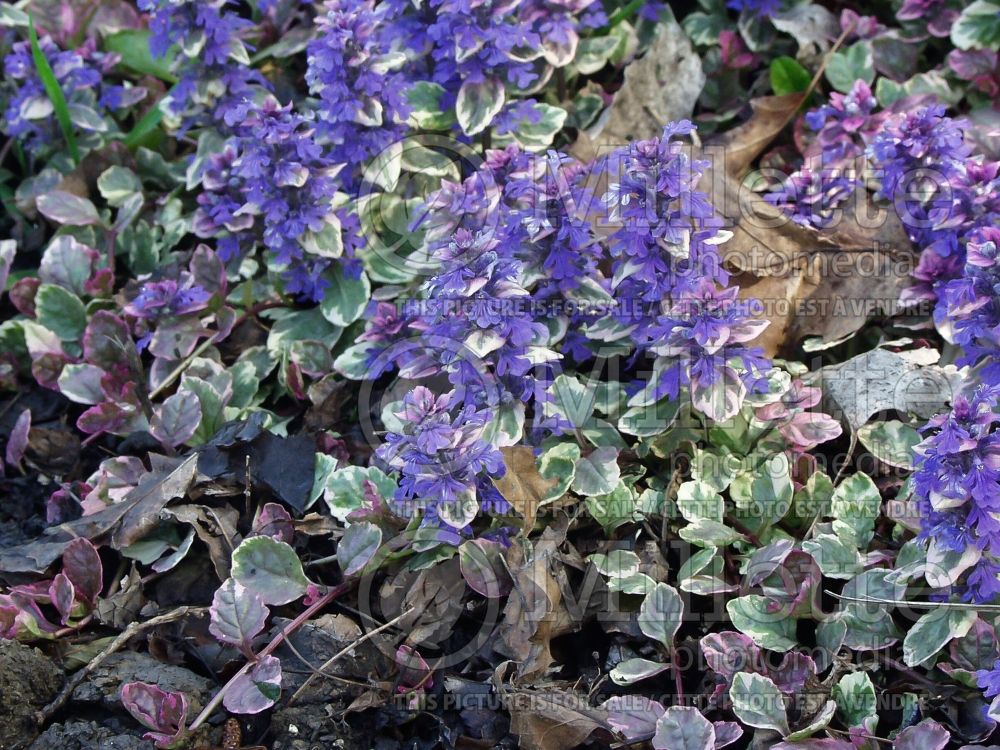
[321,466,396,522]
[455,77,505,136]
[337,522,382,576]
[770,56,811,95]
[97,166,143,207]
[572,447,621,496]
[676,480,725,522]
[406,81,457,130]
[825,41,874,93]
[729,452,793,533]
[104,29,178,83]
[952,0,1000,49]
[35,283,86,342]
[830,473,880,548]
[726,595,797,651]
[231,536,310,606]
[857,420,920,470]
[730,672,790,735]
[585,481,637,532]
[29,17,78,164]
[124,99,166,150]
[320,269,370,327]
[802,534,863,580]
[832,672,877,729]
[902,609,978,667]
[609,657,669,685]
[652,706,716,750]
[36,191,102,226]
[637,582,684,648]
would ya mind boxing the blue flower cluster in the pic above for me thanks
[193,98,348,301]
[945,227,1000,383]
[374,386,509,544]
[1,36,133,154]
[137,0,263,129]
[727,0,782,18]
[306,0,412,180]
[913,385,1000,604]
[600,121,769,417]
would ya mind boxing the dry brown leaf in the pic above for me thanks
[701,96,915,355]
[493,446,560,532]
[164,504,240,581]
[499,524,578,680]
[497,682,612,750]
[588,16,704,150]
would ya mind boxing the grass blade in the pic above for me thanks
[28,17,80,165]
[123,95,168,150]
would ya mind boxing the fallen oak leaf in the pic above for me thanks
[493,446,560,532]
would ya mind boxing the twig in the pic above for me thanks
[826,590,1000,610]
[36,606,206,726]
[288,608,413,706]
[187,580,353,732]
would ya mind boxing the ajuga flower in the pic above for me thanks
[306,0,412,178]
[945,227,1000,382]
[375,386,508,543]
[601,120,725,340]
[765,166,855,229]
[193,98,348,301]
[727,0,782,18]
[913,384,1000,604]
[137,0,263,129]
[2,36,139,154]
[410,226,553,409]
[803,80,881,168]
[648,281,769,421]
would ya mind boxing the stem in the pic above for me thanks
[606,0,645,29]
[671,647,684,701]
[187,580,353,732]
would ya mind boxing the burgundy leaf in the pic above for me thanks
[150,390,202,448]
[48,572,76,624]
[62,537,103,605]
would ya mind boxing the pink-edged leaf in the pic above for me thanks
[190,244,226,294]
[62,537,103,605]
[150,390,202,448]
[120,681,188,749]
[602,695,665,741]
[254,503,294,544]
[209,578,269,653]
[779,412,843,451]
[337,521,382,576]
[37,191,103,226]
[652,706,715,750]
[459,538,512,598]
[701,631,758,682]
[39,235,99,295]
[5,408,31,467]
[77,400,140,437]
[893,720,951,750]
[83,310,132,370]
[773,741,854,750]
[223,655,282,714]
[712,722,742,749]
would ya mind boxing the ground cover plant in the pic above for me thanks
[1,0,1000,748]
